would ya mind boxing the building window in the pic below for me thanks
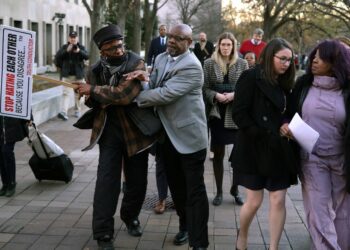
[30,22,39,64]
[78,26,83,41]
[68,25,74,37]
[14,20,22,28]
[85,27,91,50]
[45,23,53,65]
[58,25,64,48]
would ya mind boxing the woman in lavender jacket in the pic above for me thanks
[282,40,350,250]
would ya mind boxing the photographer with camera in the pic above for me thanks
[54,31,89,120]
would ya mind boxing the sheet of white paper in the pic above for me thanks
[288,113,320,153]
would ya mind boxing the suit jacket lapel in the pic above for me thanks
[157,55,170,84]
[154,51,190,87]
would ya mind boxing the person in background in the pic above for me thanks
[194,32,215,160]
[76,24,156,250]
[243,51,256,68]
[147,24,167,70]
[147,24,170,214]
[0,116,31,197]
[55,31,89,120]
[232,38,298,250]
[126,24,210,250]
[193,32,215,66]
[203,32,248,206]
[283,39,350,250]
[239,28,266,60]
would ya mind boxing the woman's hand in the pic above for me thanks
[223,92,234,103]
[280,123,294,140]
[215,93,227,103]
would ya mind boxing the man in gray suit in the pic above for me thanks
[126,24,209,250]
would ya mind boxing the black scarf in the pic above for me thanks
[100,53,128,86]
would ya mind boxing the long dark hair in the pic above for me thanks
[259,38,295,91]
[306,39,350,88]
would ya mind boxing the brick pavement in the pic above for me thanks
[0,114,311,249]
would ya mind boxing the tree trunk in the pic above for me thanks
[131,0,141,54]
[83,0,107,65]
[144,0,159,64]
[116,0,130,34]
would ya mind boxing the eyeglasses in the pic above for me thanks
[166,34,189,42]
[274,55,293,65]
[101,44,123,54]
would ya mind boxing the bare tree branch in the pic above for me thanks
[82,0,92,16]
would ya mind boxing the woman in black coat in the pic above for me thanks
[0,116,29,197]
[232,38,298,250]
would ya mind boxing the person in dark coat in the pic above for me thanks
[283,40,350,250]
[0,116,30,197]
[232,38,297,250]
[75,24,157,250]
[193,32,214,66]
[147,24,167,70]
[55,31,89,120]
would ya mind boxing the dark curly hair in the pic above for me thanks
[306,39,350,88]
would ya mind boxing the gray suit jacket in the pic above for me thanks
[136,50,208,154]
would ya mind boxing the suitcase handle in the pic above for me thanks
[27,123,50,159]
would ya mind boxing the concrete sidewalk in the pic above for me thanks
[0,114,311,250]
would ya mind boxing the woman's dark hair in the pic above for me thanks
[306,39,350,88]
[259,38,295,91]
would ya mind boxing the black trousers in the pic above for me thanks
[161,135,209,248]
[155,143,168,200]
[92,140,149,240]
[0,142,16,186]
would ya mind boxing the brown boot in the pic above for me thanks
[154,200,166,214]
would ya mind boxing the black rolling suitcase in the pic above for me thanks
[28,124,74,183]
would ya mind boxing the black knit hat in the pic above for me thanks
[93,24,124,49]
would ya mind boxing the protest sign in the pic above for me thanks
[0,25,35,120]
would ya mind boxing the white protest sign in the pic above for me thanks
[0,25,35,120]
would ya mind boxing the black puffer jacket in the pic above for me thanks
[0,116,29,144]
[55,43,89,79]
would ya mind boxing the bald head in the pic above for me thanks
[170,24,192,39]
[167,24,193,57]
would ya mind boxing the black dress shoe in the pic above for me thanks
[97,235,114,250]
[126,219,142,237]
[173,230,188,245]
[234,195,244,206]
[212,193,223,206]
[0,186,7,196]
[5,183,16,197]
[230,185,244,205]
